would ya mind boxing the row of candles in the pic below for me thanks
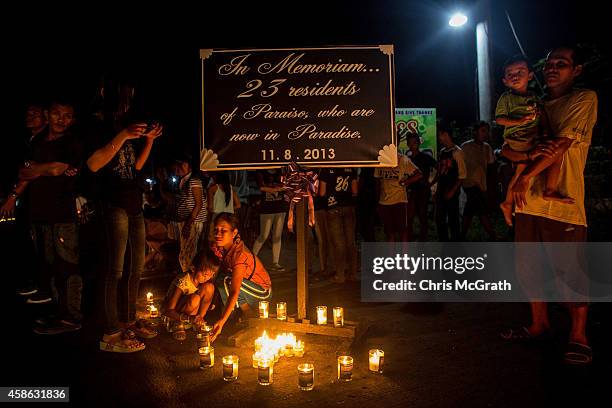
[198,348,385,388]
[146,294,345,328]
[197,327,385,388]
[147,293,385,387]
[259,301,344,327]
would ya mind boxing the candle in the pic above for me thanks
[222,355,239,381]
[146,292,154,304]
[252,352,261,368]
[337,356,353,382]
[277,302,287,321]
[259,301,269,319]
[149,305,159,319]
[196,328,212,349]
[283,343,294,357]
[298,363,314,391]
[316,306,327,325]
[368,349,384,374]
[294,340,304,357]
[257,357,274,386]
[199,346,214,369]
[333,307,344,327]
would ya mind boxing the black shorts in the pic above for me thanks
[463,187,488,217]
[378,203,408,234]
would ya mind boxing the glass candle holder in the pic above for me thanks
[298,363,314,391]
[254,338,263,353]
[252,352,261,368]
[316,306,327,325]
[368,349,384,374]
[222,355,239,381]
[146,292,154,305]
[257,357,274,386]
[333,307,344,327]
[259,301,269,319]
[337,356,353,382]
[149,305,159,319]
[276,302,287,321]
[283,343,294,357]
[294,340,304,357]
[196,331,211,349]
[199,346,214,369]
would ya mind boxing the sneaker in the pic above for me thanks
[17,287,38,296]
[270,263,285,272]
[26,293,52,304]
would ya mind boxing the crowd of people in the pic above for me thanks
[0,45,598,364]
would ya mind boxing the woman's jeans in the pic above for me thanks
[99,206,145,335]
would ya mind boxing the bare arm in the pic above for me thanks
[211,266,244,341]
[0,179,31,218]
[135,138,154,171]
[495,114,535,128]
[163,287,185,322]
[400,170,423,187]
[512,138,573,208]
[318,180,327,197]
[232,189,241,209]
[351,178,358,196]
[135,123,164,171]
[521,138,572,180]
[87,128,139,173]
[207,185,217,213]
[19,161,70,180]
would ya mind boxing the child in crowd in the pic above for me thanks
[162,248,220,339]
[496,55,572,226]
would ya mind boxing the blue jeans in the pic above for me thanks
[99,206,145,335]
[32,223,81,320]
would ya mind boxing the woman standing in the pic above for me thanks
[87,80,162,352]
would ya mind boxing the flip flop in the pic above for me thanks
[563,342,592,365]
[129,321,158,339]
[100,332,146,353]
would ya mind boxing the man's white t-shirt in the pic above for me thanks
[517,89,598,226]
[374,154,419,205]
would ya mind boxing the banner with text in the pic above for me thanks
[200,46,397,170]
[395,108,437,159]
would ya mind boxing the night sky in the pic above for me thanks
[9,0,607,153]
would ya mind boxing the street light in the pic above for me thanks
[447,10,493,123]
[449,12,468,28]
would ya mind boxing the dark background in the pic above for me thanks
[6,0,610,156]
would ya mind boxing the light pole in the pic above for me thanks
[449,11,494,124]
